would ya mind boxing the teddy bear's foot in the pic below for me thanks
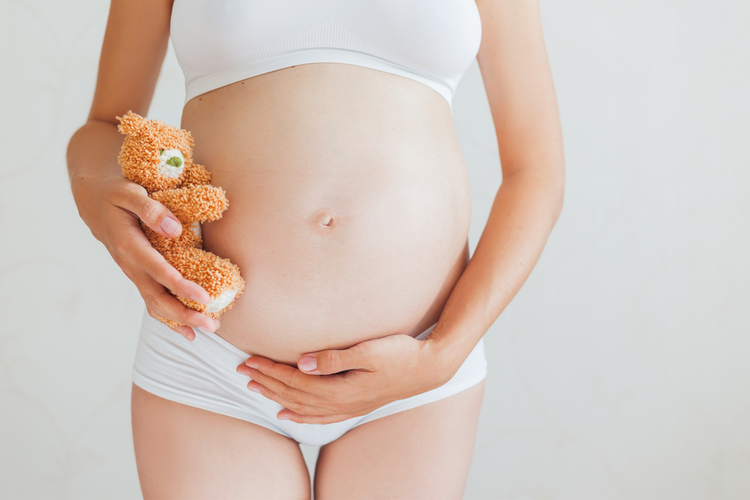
[163,246,245,317]
[204,289,240,314]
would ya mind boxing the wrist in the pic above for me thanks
[70,172,121,204]
[69,173,104,216]
[419,331,465,390]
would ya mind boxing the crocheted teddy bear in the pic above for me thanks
[117,111,245,328]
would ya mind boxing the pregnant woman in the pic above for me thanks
[67,0,564,498]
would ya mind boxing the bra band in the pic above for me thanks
[184,48,454,108]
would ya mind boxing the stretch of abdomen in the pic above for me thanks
[180,63,472,364]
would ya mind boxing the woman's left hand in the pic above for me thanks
[236,334,449,424]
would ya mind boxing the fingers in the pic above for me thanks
[126,257,219,332]
[238,367,329,412]
[237,357,377,423]
[298,343,370,375]
[276,409,359,425]
[153,315,197,341]
[239,368,361,422]
[112,180,182,238]
[171,324,196,341]
[82,177,217,334]
[105,179,212,305]
[238,357,371,406]
[112,223,212,305]
[240,357,329,396]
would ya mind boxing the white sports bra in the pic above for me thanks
[170,0,482,110]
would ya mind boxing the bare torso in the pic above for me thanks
[182,63,471,364]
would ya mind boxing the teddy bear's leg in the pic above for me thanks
[151,185,229,224]
[142,221,203,253]
[162,246,245,318]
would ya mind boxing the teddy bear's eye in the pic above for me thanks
[158,149,165,155]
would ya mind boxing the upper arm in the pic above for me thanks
[474,0,564,178]
[88,0,173,125]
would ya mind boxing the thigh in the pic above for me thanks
[131,384,311,500]
[314,381,485,500]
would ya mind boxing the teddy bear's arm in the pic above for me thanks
[151,185,228,223]
[180,163,212,187]
[142,221,203,253]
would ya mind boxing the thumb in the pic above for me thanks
[298,346,368,375]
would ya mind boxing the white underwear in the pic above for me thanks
[132,310,487,446]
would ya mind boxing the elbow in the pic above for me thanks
[66,126,84,181]
[554,175,565,223]
[549,161,566,227]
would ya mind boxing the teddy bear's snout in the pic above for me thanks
[157,149,186,179]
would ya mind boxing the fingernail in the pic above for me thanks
[249,386,262,394]
[299,356,317,372]
[213,319,221,330]
[278,415,290,421]
[160,217,181,236]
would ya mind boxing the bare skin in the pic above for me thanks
[313,382,485,499]
[131,384,311,500]
[68,0,564,497]
[182,63,471,364]
[132,381,484,500]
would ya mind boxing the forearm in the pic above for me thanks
[429,166,564,377]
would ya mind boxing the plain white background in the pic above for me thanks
[1,0,749,498]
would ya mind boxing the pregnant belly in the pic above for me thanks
[182,64,472,364]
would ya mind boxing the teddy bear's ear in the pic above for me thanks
[116,111,147,136]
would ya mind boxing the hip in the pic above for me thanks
[132,309,488,446]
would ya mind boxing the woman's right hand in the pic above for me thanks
[72,173,220,341]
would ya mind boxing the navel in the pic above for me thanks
[309,208,340,230]
[311,209,336,229]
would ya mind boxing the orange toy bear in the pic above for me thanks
[117,111,245,328]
